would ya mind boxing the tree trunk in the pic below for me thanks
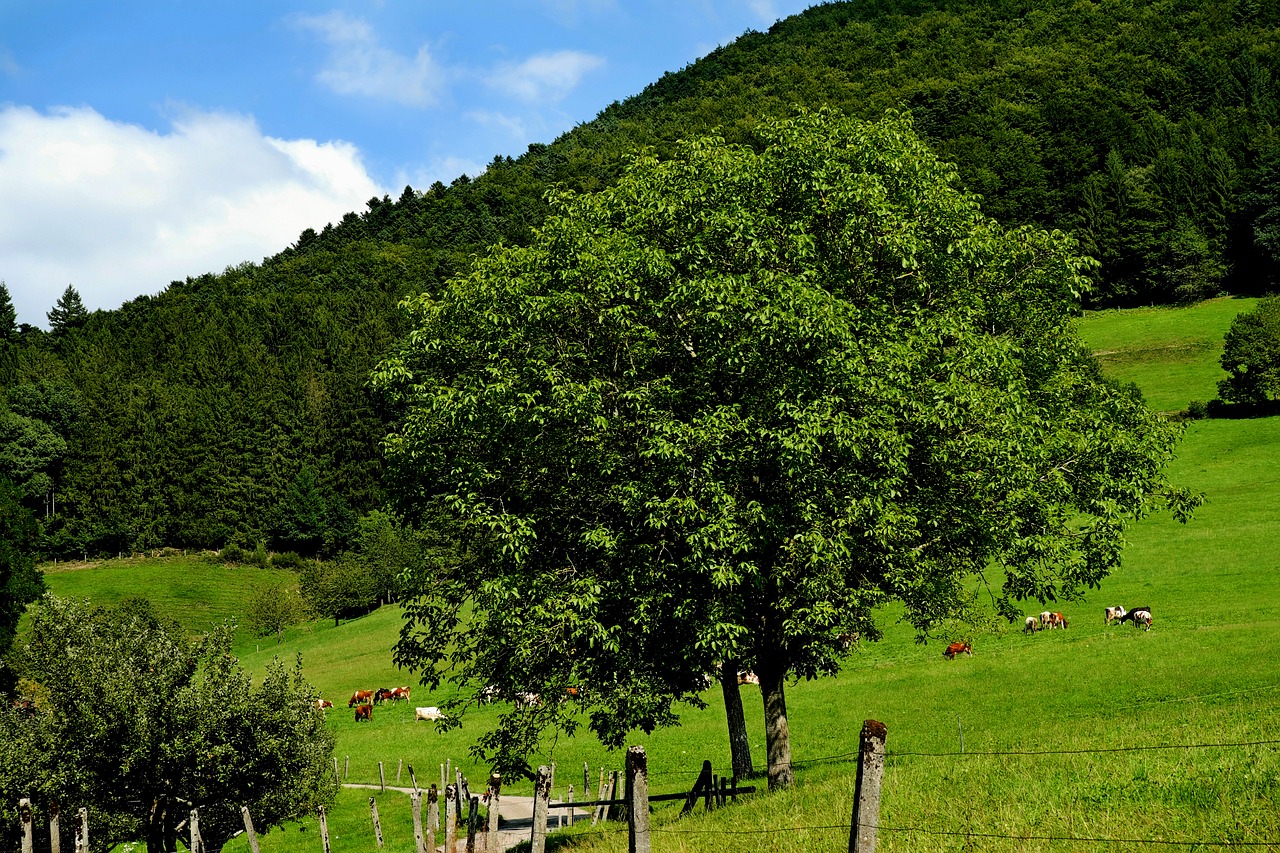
[758,663,794,790]
[719,660,753,779]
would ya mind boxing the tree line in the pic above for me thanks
[3,0,1280,559]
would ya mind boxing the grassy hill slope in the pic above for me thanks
[40,297,1280,850]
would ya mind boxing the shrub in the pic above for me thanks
[270,551,307,571]
[217,543,245,564]
[1185,399,1209,420]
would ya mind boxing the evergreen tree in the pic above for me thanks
[0,282,16,343]
[46,285,88,335]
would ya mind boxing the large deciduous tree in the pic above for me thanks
[1218,296,1280,405]
[0,596,335,853]
[376,109,1197,786]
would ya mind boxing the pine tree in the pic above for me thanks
[46,284,88,335]
[0,281,16,342]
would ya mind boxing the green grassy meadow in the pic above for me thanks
[36,297,1280,851]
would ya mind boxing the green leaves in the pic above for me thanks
[381,107,1193,777]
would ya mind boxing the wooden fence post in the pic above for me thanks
[681,761,712,817]
[583,762,590,800]
[344,756,350,779]
[189,808,203,853]
[49,800,61,853]
[445,784,458,853]
[333,757,340,785]
[19,798,33,853]
[75,807,88,853]
[397,759,404,784]
[411,791,425,853]
[409,763,419,793]
[318,806,332,853]
[485,773,502,853]
[379,762,387,794]
[626,746,650,853]
[530,765,552,853]
[240,806,260,853]
[566,784,575,828]
[370,797,384,848]
[849,719,888,853]
[427,785,440,844]
[465,796,479,853]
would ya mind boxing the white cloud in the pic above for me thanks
[487,50,605,104]
[0,105,384,327]
[292,12,445,108]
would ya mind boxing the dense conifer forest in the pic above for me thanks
[3,0,1279,556]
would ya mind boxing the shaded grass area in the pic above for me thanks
[40,298,1280,851]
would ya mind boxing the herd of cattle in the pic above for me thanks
[945,605,1155,660]
[316,605,1158,720]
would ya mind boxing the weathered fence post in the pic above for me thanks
[591,769,605,825]
[626,746,650,853]
[75,807,88,853]
[681,760,713,817]
[445,784,458,853]
[410,791,425,853]
[379,761,387,793]
[370,797,384,848]
[344,755,350,779]
[427,785,440,844]
[240,806,260,853]
[318,806,332,853]
[465,796,479,853]
[397,759,404,784]
[333,757,340,785]
[583,762,590,799]
[408,763,419,793]
[566,784,575,828]
[849,719,888,853]
[459,774,470,811]
[49,800,61,853]
[189,808,203,853]
[19,798,33,853]
[530,765,552,853]
[485,773,502,853]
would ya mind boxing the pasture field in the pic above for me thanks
[37,297,1280,851]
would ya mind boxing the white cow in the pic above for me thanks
[415,706,444,721]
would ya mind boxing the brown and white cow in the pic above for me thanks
[349,690,374,707]
[354,703,373,722]
[943,641,972,659]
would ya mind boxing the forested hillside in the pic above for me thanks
[3,0,1279,556]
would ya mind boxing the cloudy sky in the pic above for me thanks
[0,1,814,328]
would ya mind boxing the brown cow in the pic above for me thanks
[349,690,374,707]
[355,703,373,722]
[316,699,333,710]
[943,642,972,660]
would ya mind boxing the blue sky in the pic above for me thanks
[0,1,815,327]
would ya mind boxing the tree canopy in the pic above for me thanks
[0,477,42,691]
[377,108,1198,785]
[0,597,335,853]
[1219,296,1280,404]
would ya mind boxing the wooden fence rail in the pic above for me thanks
[10,722,890,853]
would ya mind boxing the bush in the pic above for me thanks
[1185,399,1209,420]
[270,551,308,571]
[217,543,246,564]
[1219,297,1280,404]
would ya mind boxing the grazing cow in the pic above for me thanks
[515,691,541,708]
[354,704,373,722]
[565,687,582,700]
[316,699,333,710]
[477,685,499,705]
[737,671,760,686]
[390,686,411,702]
[1039,611,1052,630]
[415,706,445,721]
[1049,612,1068,629]
[374,688,395,705]
[1131,609,1152,631]
[837,632,859,651]
[1104,606,1127,626]
[1119,607,1151,627]
[349,690,374,707]
[1023,616,1039,635]
[943,641,972,659]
